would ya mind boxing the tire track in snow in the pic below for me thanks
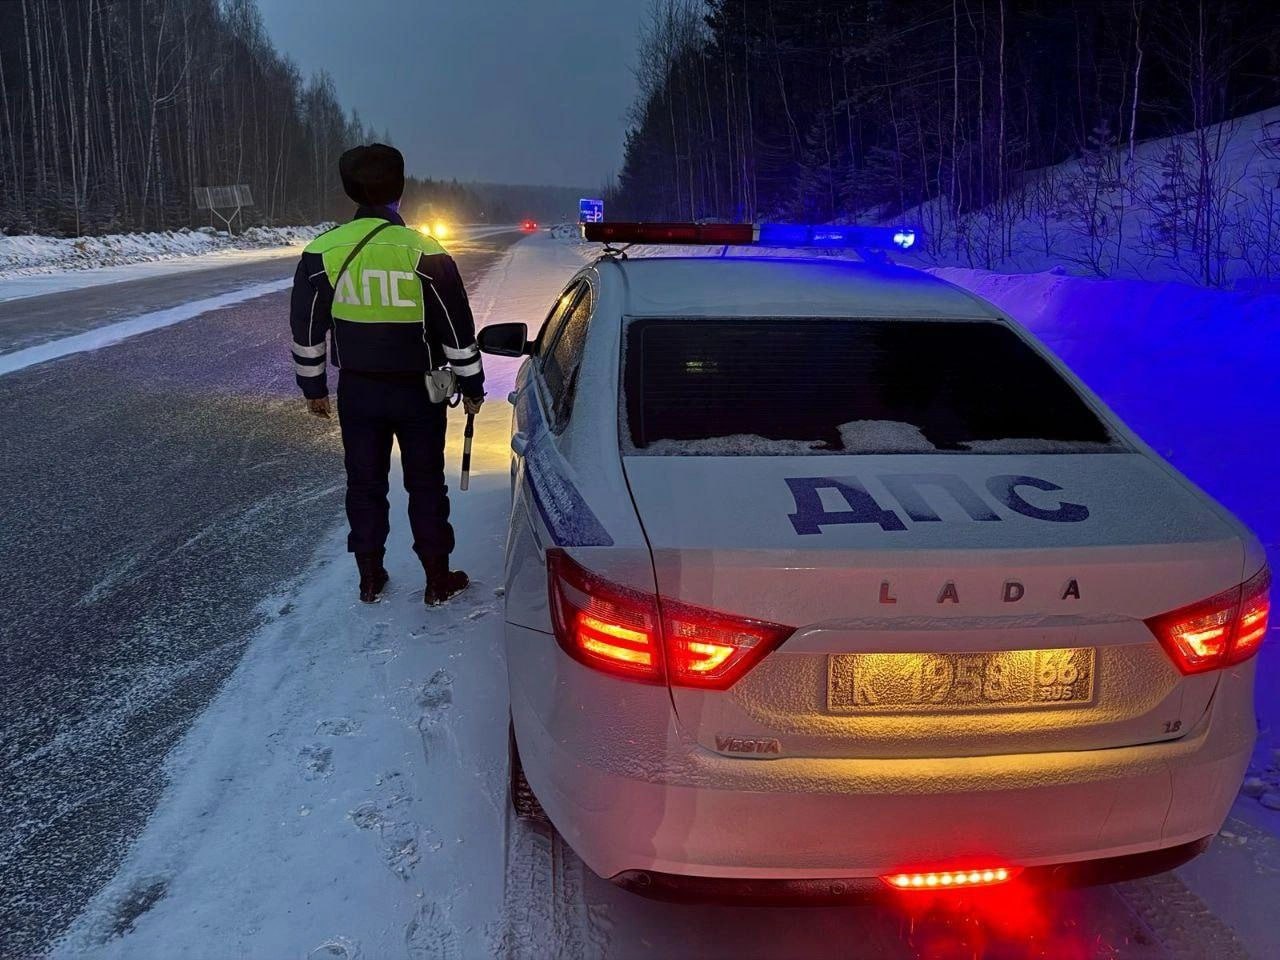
[490,807,607,959]
[1117,873,1252,959]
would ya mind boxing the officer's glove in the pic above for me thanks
[306,396,331,419]
[462,396,484,416]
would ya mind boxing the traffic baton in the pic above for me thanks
[460,411,475,491]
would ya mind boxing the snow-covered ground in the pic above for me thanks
[898,105,1280,287]
[0,225,522,305]
[0,225,327,281]
[0,248,300,305]
[48,232,1280,959]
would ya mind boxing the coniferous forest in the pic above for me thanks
[0,0,504,236]
[610,0,1280,282]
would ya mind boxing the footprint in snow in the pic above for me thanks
[418,670,453,714]
[405,902,461,960]
[361,621,397,663]
[349,796,424,880]
[416,670,454,747]
[298,743,334,780]
[315,717,360,737]
[308,936,362,960]
[413,599,497,641]
[360,621,391,649]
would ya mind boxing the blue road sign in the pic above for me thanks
[579,198,604,223]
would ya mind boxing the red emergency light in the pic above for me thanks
[582,222,758,246]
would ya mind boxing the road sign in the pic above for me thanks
[195,184,255,234]
[579,198,604,223]
[194,184,254,210]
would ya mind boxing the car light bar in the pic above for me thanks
[581,221,917,250]
[883,867,1020,891]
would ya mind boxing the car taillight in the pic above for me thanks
[547,549,663,683]
[546,550,793,688]
[661,597,793,690]
[1145,565,1270,674]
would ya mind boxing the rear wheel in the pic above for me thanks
[509,719,549,824]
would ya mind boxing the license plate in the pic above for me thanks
[827,648,1096,714]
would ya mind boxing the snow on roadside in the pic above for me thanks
[898,105,1280,285]
[0,247,300,305]
[0,225,525,305]
[50,233,594,960]
[0,225,329,280]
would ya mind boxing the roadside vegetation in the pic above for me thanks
[610,0,1280,286]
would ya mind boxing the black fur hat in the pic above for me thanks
[339,143,405,206]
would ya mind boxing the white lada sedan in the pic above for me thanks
[477,222,1268,901]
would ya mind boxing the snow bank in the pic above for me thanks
[547,221,584,241]
[900,105,1280,286]
[0,225,330,279]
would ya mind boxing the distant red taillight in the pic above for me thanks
[883,866,1020,891]
[546,549,792,688]
[1145,565,1270,674]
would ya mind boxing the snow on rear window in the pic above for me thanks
[838,420,936,453]
[644,435,828,456]
[622,317,1120,455]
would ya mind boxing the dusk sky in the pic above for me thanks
[257,0,648,188]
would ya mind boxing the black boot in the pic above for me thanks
[356,551,389,603]
[421,554,469,606]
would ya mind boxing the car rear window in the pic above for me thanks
[622,317,1119,455]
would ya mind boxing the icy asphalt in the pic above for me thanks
[0,252,302,355]
[0,230,524,955]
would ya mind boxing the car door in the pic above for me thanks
[505,278,597,632]
[506,285,577,494]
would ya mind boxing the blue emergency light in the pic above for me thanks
[581,221,917,251]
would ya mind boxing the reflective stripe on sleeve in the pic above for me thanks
[442,343,479,361]
[295,361,327,377]
[292,341,326,359]
[451,358,482,377]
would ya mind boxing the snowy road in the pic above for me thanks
[5,232,1279,959]
[0,229,524,956]
[0,251,299,355]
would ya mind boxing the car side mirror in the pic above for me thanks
[478,322,532,357]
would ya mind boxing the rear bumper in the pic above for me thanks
[509,627,1255,885]
[612,837,1214,904]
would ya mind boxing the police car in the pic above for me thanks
[477,222,1268,900]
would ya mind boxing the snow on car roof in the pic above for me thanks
[611,256,1002,319]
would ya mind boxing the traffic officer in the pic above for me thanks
[289,143,484,605]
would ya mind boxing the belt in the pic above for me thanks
[339,368,424,384]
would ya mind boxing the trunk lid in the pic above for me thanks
[622,452,1243,759]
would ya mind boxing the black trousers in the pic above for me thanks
[337,370,455,559]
